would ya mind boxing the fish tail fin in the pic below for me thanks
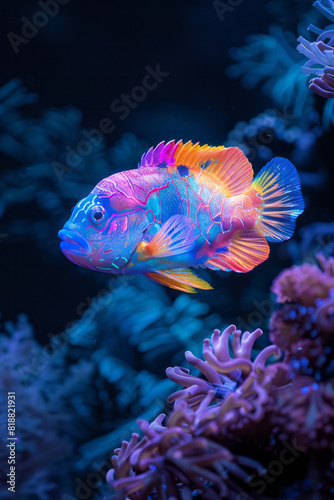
[252,157,304,243]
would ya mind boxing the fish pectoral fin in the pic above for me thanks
[140,215,196,260]
[204,260,229,272]
[146,269,213,293]
[205,229,270,273]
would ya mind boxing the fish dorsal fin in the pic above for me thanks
[205,229,270,273]
[139,140,182,169]
[137,215,195,260]
[139,141,253,197]
[146,269,213,293]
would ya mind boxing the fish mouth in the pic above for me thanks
[58,229,91,255]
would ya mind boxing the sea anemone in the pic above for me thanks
[106,326,288,499]
[107,418,265,500]
[166,325,289,434]
[297,0,334,98]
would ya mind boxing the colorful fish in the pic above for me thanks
[59,141,304,292]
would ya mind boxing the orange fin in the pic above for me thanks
[175,143,254,197]
[205,229,270,273]
[140,141,254,197]
[139,215,195,260]
[204,260,229,272]
[146,269,213,293]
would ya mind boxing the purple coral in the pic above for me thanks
[271,254,334,306]
[108,421,265,500]
[272,375,334,452]
[166,325,288,433]
[269,254,334,462]
[106,326,287,499]
[270,255,334,379]
[297,0,334,98]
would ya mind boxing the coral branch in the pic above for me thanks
[106,326,288,498]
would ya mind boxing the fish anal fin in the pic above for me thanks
[146,269,213,293]
[205,229,270,273]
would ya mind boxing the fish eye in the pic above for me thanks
[90,205,105,224]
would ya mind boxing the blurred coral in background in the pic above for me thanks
[0,315,95,499]
[68,277,220,468]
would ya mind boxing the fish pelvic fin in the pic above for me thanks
[139,141,254,197]
[205,229,270,273]
[138,215,195,260]
[252,157,305,242]
[146,269,213,293]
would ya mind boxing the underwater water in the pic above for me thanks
[1,0,334,498]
